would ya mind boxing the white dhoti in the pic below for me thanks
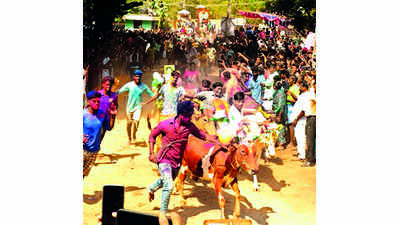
[294,117,307,160]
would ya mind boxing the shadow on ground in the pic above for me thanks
[133,141,148,148]
[125,186,145,192]
[94,153,141,165]
[266,156,284,165]
[83,185,144,205]
[172,183,274,225]
[239,163,289,192]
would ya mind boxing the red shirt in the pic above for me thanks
[149,117,207,168]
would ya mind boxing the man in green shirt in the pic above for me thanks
[118,70,155,145]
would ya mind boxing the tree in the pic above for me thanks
[264,0,316,33]
[83,0,143,32]
[150,0,169,29]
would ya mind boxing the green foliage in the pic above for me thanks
[84,0,315,32]
[264,0,316,33]
[84,0,143,31]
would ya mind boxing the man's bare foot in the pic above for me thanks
[169,212,182,225]
[159,212,169,225]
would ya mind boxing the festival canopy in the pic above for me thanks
[178,9,190,15]
[238,10,287,25]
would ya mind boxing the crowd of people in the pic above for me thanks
[83,22,317,224]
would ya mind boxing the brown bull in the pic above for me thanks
[175,135,259,219]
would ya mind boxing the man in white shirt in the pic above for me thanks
[228,92,245,135]
[228,91,260,140]
[292,81,316,167]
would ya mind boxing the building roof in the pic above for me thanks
[123,14,159,21]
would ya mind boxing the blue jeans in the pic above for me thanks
[148,163,180,213]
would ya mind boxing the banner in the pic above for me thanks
[238,11,290,28]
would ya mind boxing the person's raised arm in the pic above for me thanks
[240,65,250,73]
[237,52,249,63]
[262,53,267,64]
[220,60,227,71]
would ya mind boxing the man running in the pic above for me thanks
[98,76,118,141]
[83,91,116,178]
[146,71,186,122]
[147,101,218,225]
[118,70,154,145]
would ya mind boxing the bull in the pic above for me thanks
[250,126,279,191]
[174,135,259,219]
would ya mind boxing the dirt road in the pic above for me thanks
[83,62,315,225]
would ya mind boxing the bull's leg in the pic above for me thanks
[253,174,259,191]
[268,139,276,158]
[213,168,226,219]
[230,180,241,218]
[264,143,270,160]
[174,165,189,205]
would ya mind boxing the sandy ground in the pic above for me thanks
[83,61,315,225]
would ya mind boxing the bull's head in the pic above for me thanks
[231,144,259,175]
[194,116,217,136]
[202,117,217,135]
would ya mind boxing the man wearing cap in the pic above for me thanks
[83,91,116,178]
[118,70,155,145]
[147,101,218,225]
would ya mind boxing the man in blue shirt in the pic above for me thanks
[247,66,266,104]
[83,91,116,178]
